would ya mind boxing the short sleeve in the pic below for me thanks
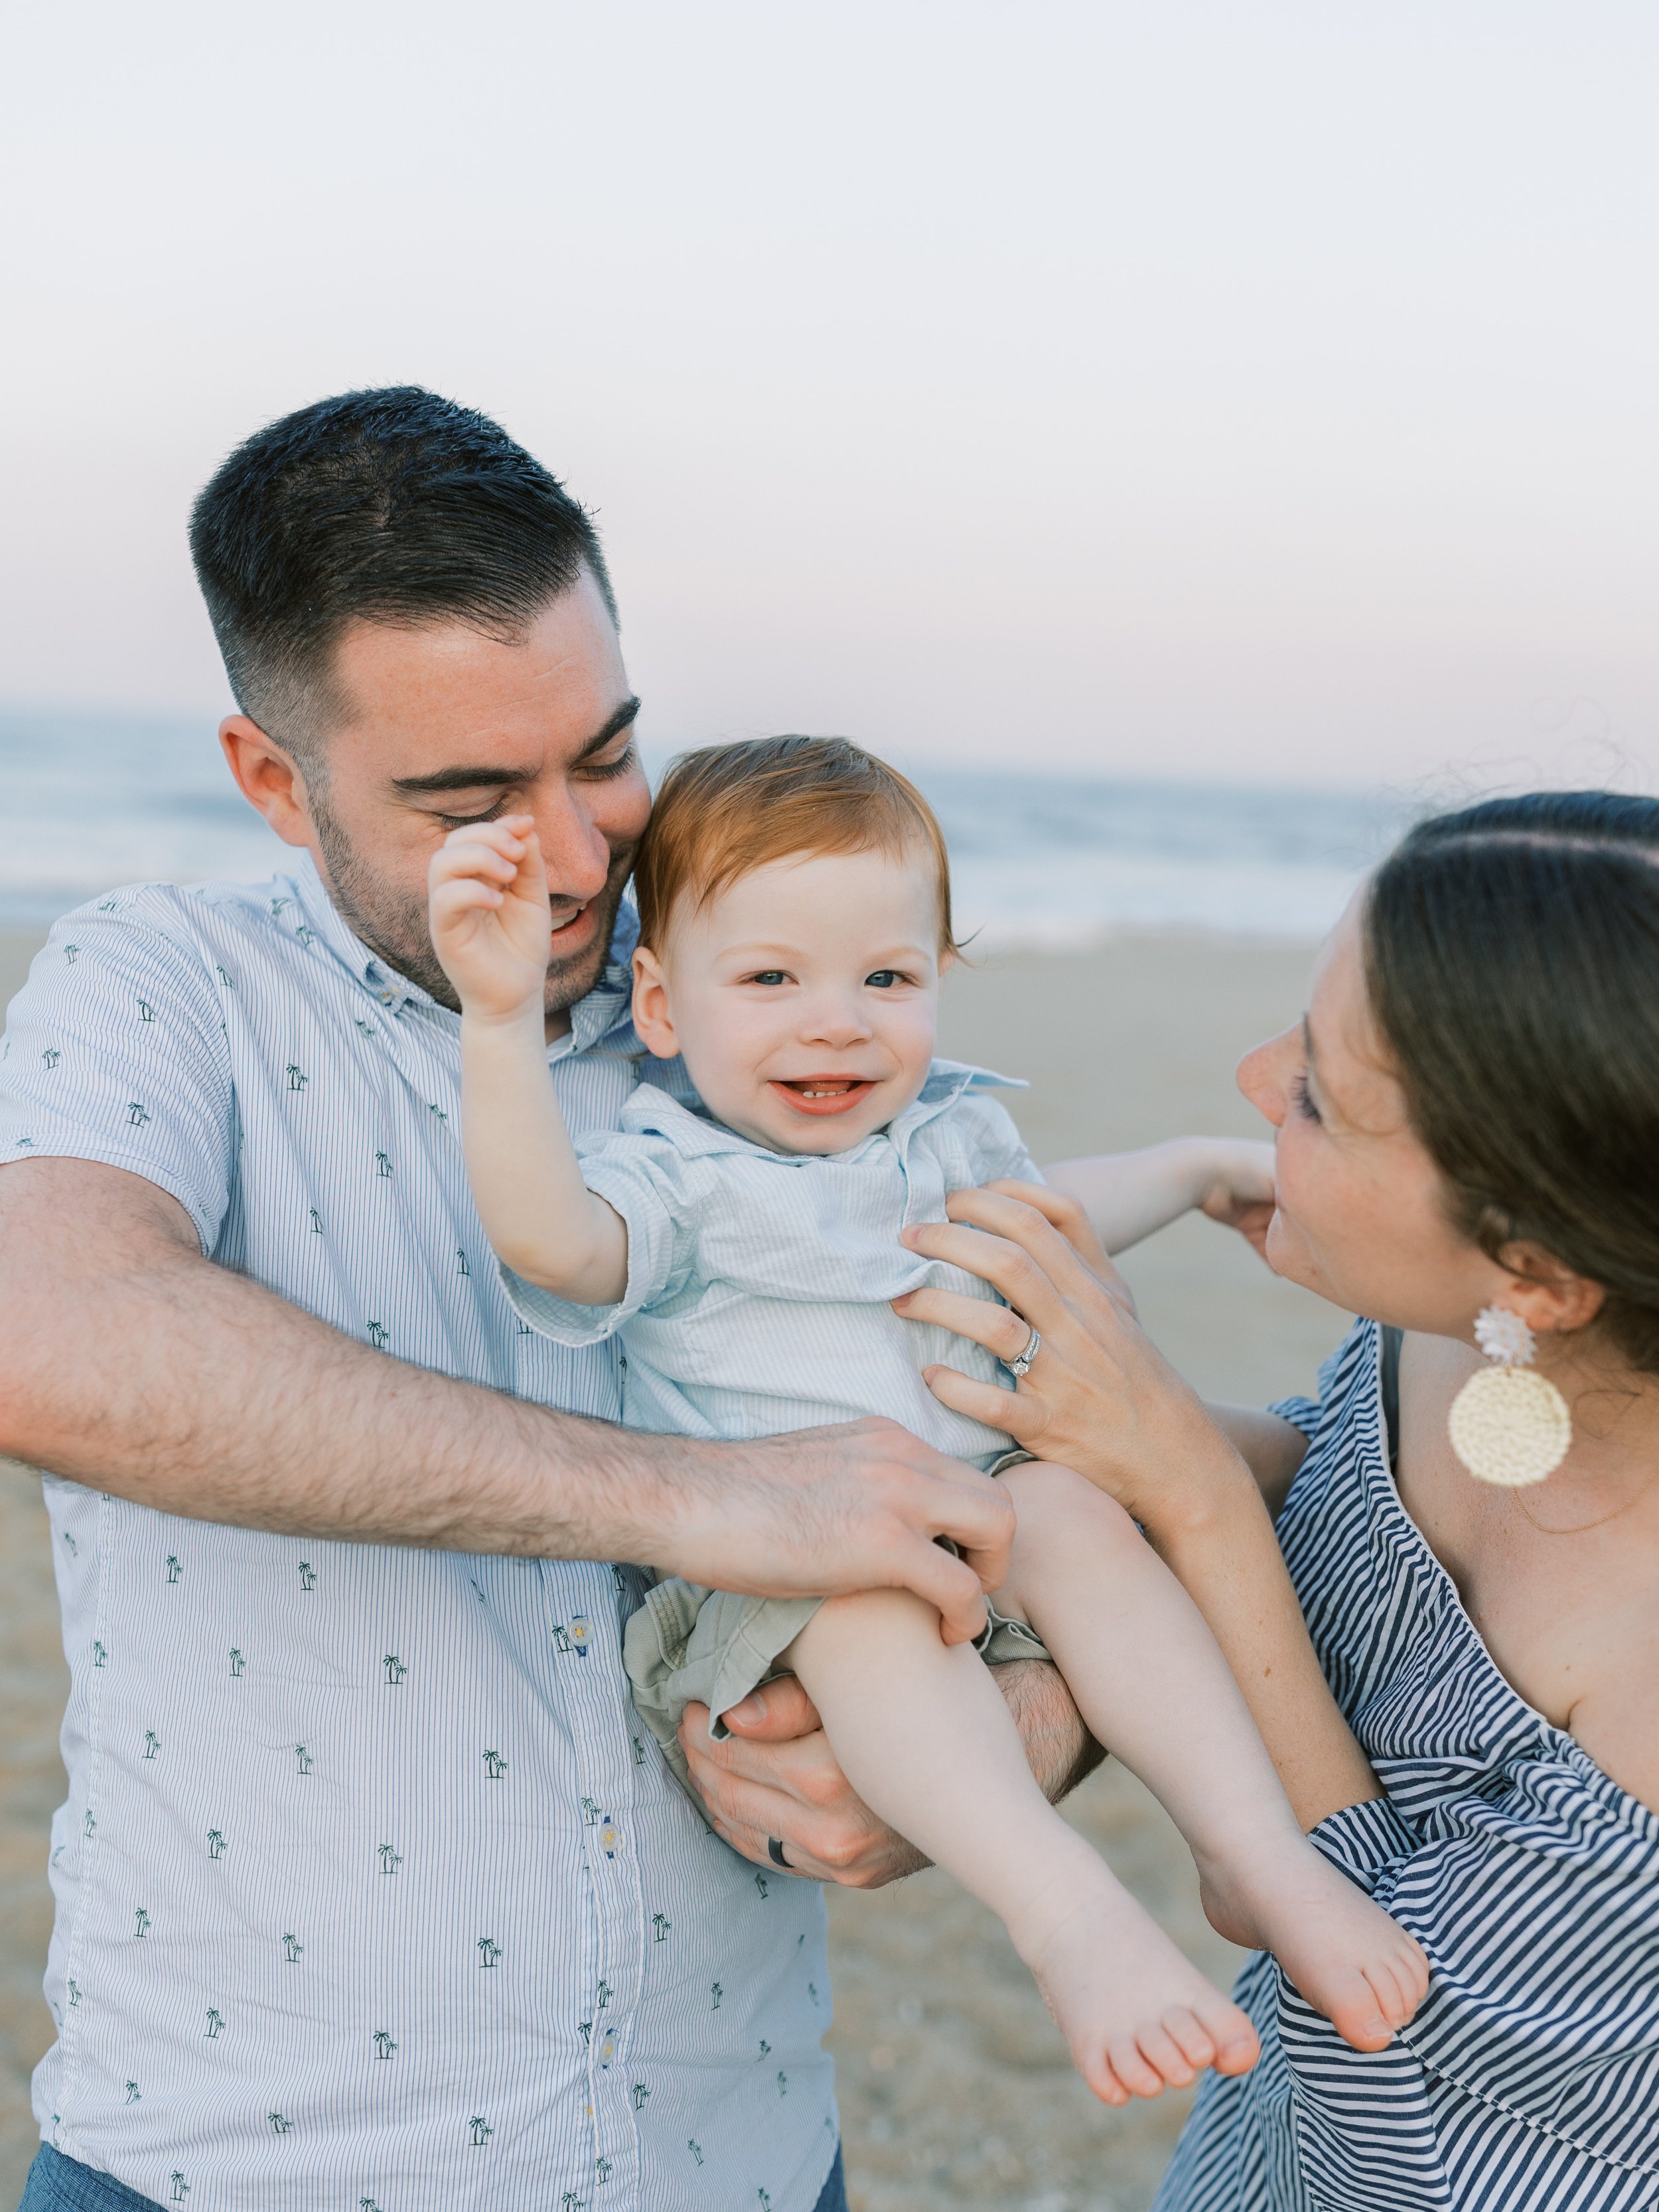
[954,1090,1043,1187]
[0,892,237,1252]
[498,1127,704,1347]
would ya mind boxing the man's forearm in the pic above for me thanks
[0,1161,1015,1633]
[0,1159,670,1559]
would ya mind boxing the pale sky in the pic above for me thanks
[3,1,1657,787]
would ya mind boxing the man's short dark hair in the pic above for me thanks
[188,386,616,759]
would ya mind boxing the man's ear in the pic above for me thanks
[219,716,318,849]
[631,945,679,1060]
[1495,1243,1607,1340]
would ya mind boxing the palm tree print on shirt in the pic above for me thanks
[373,2029,397,2060]
[282,1933,303,1963]
[134,1909,151,1939]
[143,1730,161,1761]
[383,1654,407,1685]
[482,1749,507,1778]
[295,1745,313,1775]
[269,2112,292,2134]
[476,1937,501,1969]
[165,1555,181,1584]
[206,1828,226,1860]
[204,2009,224,2039]
[298,1560,316,1589]
[378,1844,403,1875]
[170,2174,188,2203]
[286,1065,307,1092]
[469,2116,493,2146]
[367,1321,390,1349]
[652,1913,671,1943]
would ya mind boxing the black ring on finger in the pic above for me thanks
[767,1836,791,1870]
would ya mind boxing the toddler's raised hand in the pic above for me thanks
[429,815,555,1021]
[1191,1139,1277,1257]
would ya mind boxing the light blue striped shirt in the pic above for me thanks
[0,857,837,2212]
[502,1070,1037,1469]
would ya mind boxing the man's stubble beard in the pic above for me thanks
[309,794,638,1021]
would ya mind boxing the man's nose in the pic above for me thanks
[532,792,613,903]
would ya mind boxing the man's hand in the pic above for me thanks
[662,1418,1014,1649]
[680,1662,1101,1887]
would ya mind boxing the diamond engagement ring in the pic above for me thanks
[1006,1325,1041,1379]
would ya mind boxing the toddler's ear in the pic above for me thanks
[630,946,679,1059]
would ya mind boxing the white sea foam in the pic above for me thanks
[0,710,1409,945]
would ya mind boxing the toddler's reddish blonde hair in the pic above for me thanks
[633,736,958,954]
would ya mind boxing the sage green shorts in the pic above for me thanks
[621,1451,1052,1795]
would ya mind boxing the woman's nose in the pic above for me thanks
[1237,1027,1294,1127]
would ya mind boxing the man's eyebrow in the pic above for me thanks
[390,698,642,795]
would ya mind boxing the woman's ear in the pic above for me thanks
[1495,1244,1608,1340]
[631,946,678,1060]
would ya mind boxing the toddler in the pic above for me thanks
[429,735,1429,2108]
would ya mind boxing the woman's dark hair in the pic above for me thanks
[1365,790,1659,1372]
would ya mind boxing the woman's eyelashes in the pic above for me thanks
[1290,1071,1323,1124]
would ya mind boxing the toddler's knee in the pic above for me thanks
[999,1459,1140,1554]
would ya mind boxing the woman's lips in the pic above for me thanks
[769,1077,877,1116]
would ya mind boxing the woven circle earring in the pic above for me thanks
[1447,1305,1572,1488]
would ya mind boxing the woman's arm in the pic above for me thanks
[892,1185,1380,1830]
[1204,1404,1310,1518]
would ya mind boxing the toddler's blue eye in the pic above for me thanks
[751,971,786,986]
[865,970,901,989]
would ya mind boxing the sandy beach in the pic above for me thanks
[0,924,1339,2211]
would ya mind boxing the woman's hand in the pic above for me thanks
[894,1183,1384,1828]
[892,1183,1252,1536]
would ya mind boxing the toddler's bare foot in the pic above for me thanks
[1199,1841,1429,2054]
[1010,1866,1260,2106]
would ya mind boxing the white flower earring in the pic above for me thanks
[1447,1305,1572,1488]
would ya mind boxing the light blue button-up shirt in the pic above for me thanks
[0,857,837,2212]
[504,1068,1038,1469]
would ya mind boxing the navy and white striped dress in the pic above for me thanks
[1157,1319,1659,2212]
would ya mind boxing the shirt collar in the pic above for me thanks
[622,1057,1025,1163]
[284,853,642,1059]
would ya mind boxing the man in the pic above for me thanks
[0,389,1094,2212]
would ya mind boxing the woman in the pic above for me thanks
[895,791,1659,2208]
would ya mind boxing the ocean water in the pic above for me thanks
[0,708,1410,946]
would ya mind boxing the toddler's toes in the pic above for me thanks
[1078,2052,1131,2108]
[1319,1966,1398,2053]
[1107,2036,1171,2101]
[1133,2020,1198,2091]
[1202,1998,1261,2078]
[1160,2005,1220,2074]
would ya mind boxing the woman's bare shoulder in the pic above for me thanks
[1398,1329,1659,1814]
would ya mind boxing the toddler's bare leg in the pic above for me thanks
[784,1589,1260,2104]
[993,1461,1429,2051]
